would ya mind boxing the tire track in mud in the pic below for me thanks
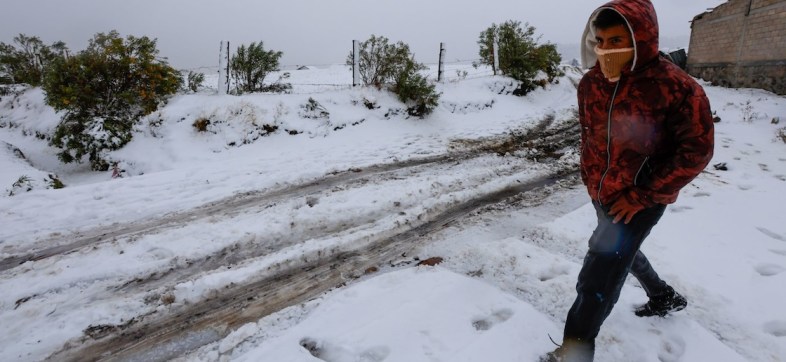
[110,165,511,296]
[0,158,442,273]
[46,169,578,362]
[106,113,579,299]
[0,112,575,274]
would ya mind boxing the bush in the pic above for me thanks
[9,175,33,196]
[347,35,440,117]
[778,127,786,144]
[392,61,439,117]
[346,35,414,88]
[300,98,329,119]
[48,174,65,189]
[7,174,65,196]
[43,31,181,170]
[186,71,205,92]
[230,42,284,94]
[0,82,13,96]
[478,21,563,95]
[259,72,292,94]
[0,34,68,87]
[193,118,210,132]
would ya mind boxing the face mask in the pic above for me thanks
[594,45,634,82]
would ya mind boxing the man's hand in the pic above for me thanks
[608,195,645,224]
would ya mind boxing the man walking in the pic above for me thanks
[544,0,714,360]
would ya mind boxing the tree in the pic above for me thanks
[43,31,181,170]
[0,43,16,85]
[230,41,283,94]
[0,34,68,87]
[478,21,563,95]
[347,35,440,117]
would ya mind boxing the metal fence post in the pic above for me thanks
[352,40,360,86]
[438,43,446,82]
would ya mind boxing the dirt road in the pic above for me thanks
[4,114,581,361]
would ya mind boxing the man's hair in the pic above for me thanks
[593,9,627,30]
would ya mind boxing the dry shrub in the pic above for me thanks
[193,118,210,132]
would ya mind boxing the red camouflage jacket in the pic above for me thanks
[578,0,714,208]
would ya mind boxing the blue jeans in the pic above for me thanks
[563,201,669,345]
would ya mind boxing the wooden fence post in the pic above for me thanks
[438,43,446,82]
[218,41,230,95]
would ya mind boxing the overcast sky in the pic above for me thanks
[1,0,726,70]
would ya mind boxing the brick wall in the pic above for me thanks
[687,0,786,95]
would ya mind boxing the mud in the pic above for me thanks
[31,114,581,361]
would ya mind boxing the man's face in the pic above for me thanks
[595,24,633,50]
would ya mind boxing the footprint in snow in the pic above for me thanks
[146,247,175,260]
[764,321,786,337]
[775,175,786,182]
[300,338,390,362]
[756,227,786,242]
[656,334,687,362]
[737,184,754,191]
[759,164,770,172]
[770,249,786,257]
[472,308,514,331]
[538,264,571,282]
[693,192,711,197]
[754,263,785,277]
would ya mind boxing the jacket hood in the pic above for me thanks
[580,0,660,71]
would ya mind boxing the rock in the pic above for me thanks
[713,162,728,171]
[417,257,444,267]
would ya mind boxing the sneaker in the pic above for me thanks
[540,349,562,362]
[635,286,687,317]
[540,340,594,362]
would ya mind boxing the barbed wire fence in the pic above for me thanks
[180,40,502,96]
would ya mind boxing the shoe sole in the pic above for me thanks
[635,304,687,317]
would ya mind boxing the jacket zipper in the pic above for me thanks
[597,80,622,206]
[634,156,650,186]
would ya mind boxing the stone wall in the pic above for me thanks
[687,0,786,95]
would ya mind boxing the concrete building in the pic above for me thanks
[687,0,786,95]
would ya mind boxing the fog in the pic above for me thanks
[0,0,726,69]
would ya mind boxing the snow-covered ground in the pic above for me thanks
[1,64,785,361]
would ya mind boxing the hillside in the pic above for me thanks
[1,64,785,361]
